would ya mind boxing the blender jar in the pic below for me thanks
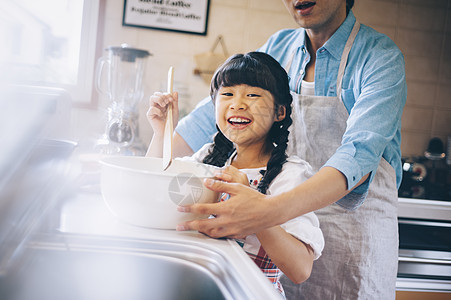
[95,44,151,155]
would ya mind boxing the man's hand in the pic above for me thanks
[176,178,274,239]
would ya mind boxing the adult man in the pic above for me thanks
[171,0,406,298]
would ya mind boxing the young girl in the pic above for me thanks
[146,52,324,296]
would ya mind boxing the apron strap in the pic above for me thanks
[336,21,360,100]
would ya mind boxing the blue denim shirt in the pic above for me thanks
[176,11,406,200]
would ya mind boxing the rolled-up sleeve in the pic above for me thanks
[323,40,407,196]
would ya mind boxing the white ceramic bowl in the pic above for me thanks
[100,156,221,229]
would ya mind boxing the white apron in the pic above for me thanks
[280,21,399,299]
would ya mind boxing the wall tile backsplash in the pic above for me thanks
[95,0,450,157]
[355,0,451,157]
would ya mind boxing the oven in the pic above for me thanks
[397,198,451,293]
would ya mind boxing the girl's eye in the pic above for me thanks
[220,92,233,96]
[247,93,261,98]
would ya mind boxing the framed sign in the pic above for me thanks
[123,0,210,36]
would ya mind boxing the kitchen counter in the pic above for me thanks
[55,190,280,299]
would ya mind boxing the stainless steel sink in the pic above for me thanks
[0,88,279,300]
[0,233,273,300]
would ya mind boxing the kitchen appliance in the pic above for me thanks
[397,139,451,294]
[399,156,450,201]
[397,198,451,293]
[447,136,451,166]
[425,137,446,161]
[399,159,428,199]
[95,44,151,156]
[397,136,451,294]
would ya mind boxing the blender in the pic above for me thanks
[95,44,151,155]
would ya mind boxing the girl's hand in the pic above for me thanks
[214,166,249,186]
[146,91,179,136]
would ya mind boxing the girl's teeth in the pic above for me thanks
[229,117,250,124]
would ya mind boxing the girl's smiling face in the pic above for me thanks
[215,84,285,150]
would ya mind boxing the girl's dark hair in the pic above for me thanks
[202,51,292,195]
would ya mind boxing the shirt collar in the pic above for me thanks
[295,28,307,54]
[292,11,357,60]
[322,11,357,60]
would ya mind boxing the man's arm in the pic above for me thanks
[177,167,369,238]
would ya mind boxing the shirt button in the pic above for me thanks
[320,49,326,53]
[300,70,305,75]
[302,48,306,54]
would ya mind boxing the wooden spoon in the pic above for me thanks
[162,66,174,171]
